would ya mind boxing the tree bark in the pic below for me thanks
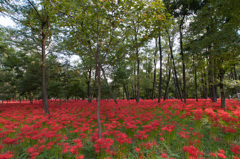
[166,30,182,101]
[42,16,50,115]
[96,14,102,139]
[180,22,186,103]
[158,34,163,103]
[123,84,130,101]
[87,68,92,103]
[219,67,226,108]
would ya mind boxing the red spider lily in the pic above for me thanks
[94,138,114,153]
[231,144,240,155]
[0,151,13,159]
[210,152,216,157]
[217,153,227,158]
[161,153,167,158]
[183,146,203,158]
[135,147,140,152]
[134,130,148,140]
[218,149,225,154]
[161,125,175,133]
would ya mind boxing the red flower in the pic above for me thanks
[135,148,140,152]
[0,151,13,159]
[210,153,216,157]
[217,153,227,159]
[161,153,167,158]
[218,149,225,154]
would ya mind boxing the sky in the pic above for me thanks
[0,16,81,64]
[0,16,15,27]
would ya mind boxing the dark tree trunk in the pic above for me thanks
[166,30,182,101]
[158,34,163,103]
[212,85,217,102]
[123,84,130,101]
[234,64,237,80]
[219,68,226,108]
[87,68,92,103]
[96,64,102,138]
[42,17,50,115]
[179,22,186,103]
[96,16,102,139]
[204,69,208,99]
[152,38,157,100]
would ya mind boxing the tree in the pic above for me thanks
[1,0,62,114]
[188,0,240,107]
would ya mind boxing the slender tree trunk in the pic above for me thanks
[87,68,92,103]
[204,67,208,99]
[180,22,186,103]
[166,30,182,100]
[219,67,226,108]
[96,15,102,139]
[158,34,163,103]
[234,64,237,80]
[42,18,50,115]
[96,64,101,138]
[123,84,130,101]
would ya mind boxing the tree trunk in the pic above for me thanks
[204,68,208,99]
[166,30,182,100]
[219,68,226,108]
[180,22,186,103]
[123,84,130,101]
[42,17,50,115]
[158,34,163,103]
[96,64,102,138]
[87,68,92,103]
[234,64,237,80]
[96,15,102,139]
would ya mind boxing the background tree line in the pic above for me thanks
[0,0,239,109]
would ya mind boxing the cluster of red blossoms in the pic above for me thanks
[0,99,239,158]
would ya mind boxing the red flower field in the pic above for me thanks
[0,99,240,159]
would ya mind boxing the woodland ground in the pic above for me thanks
[0,99,240,159]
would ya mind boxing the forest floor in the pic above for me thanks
[0,99,240,159]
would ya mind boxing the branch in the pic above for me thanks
[27,0,42,19]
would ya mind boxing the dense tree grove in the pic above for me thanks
[0,0,239,105]
[0,0,239,138]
